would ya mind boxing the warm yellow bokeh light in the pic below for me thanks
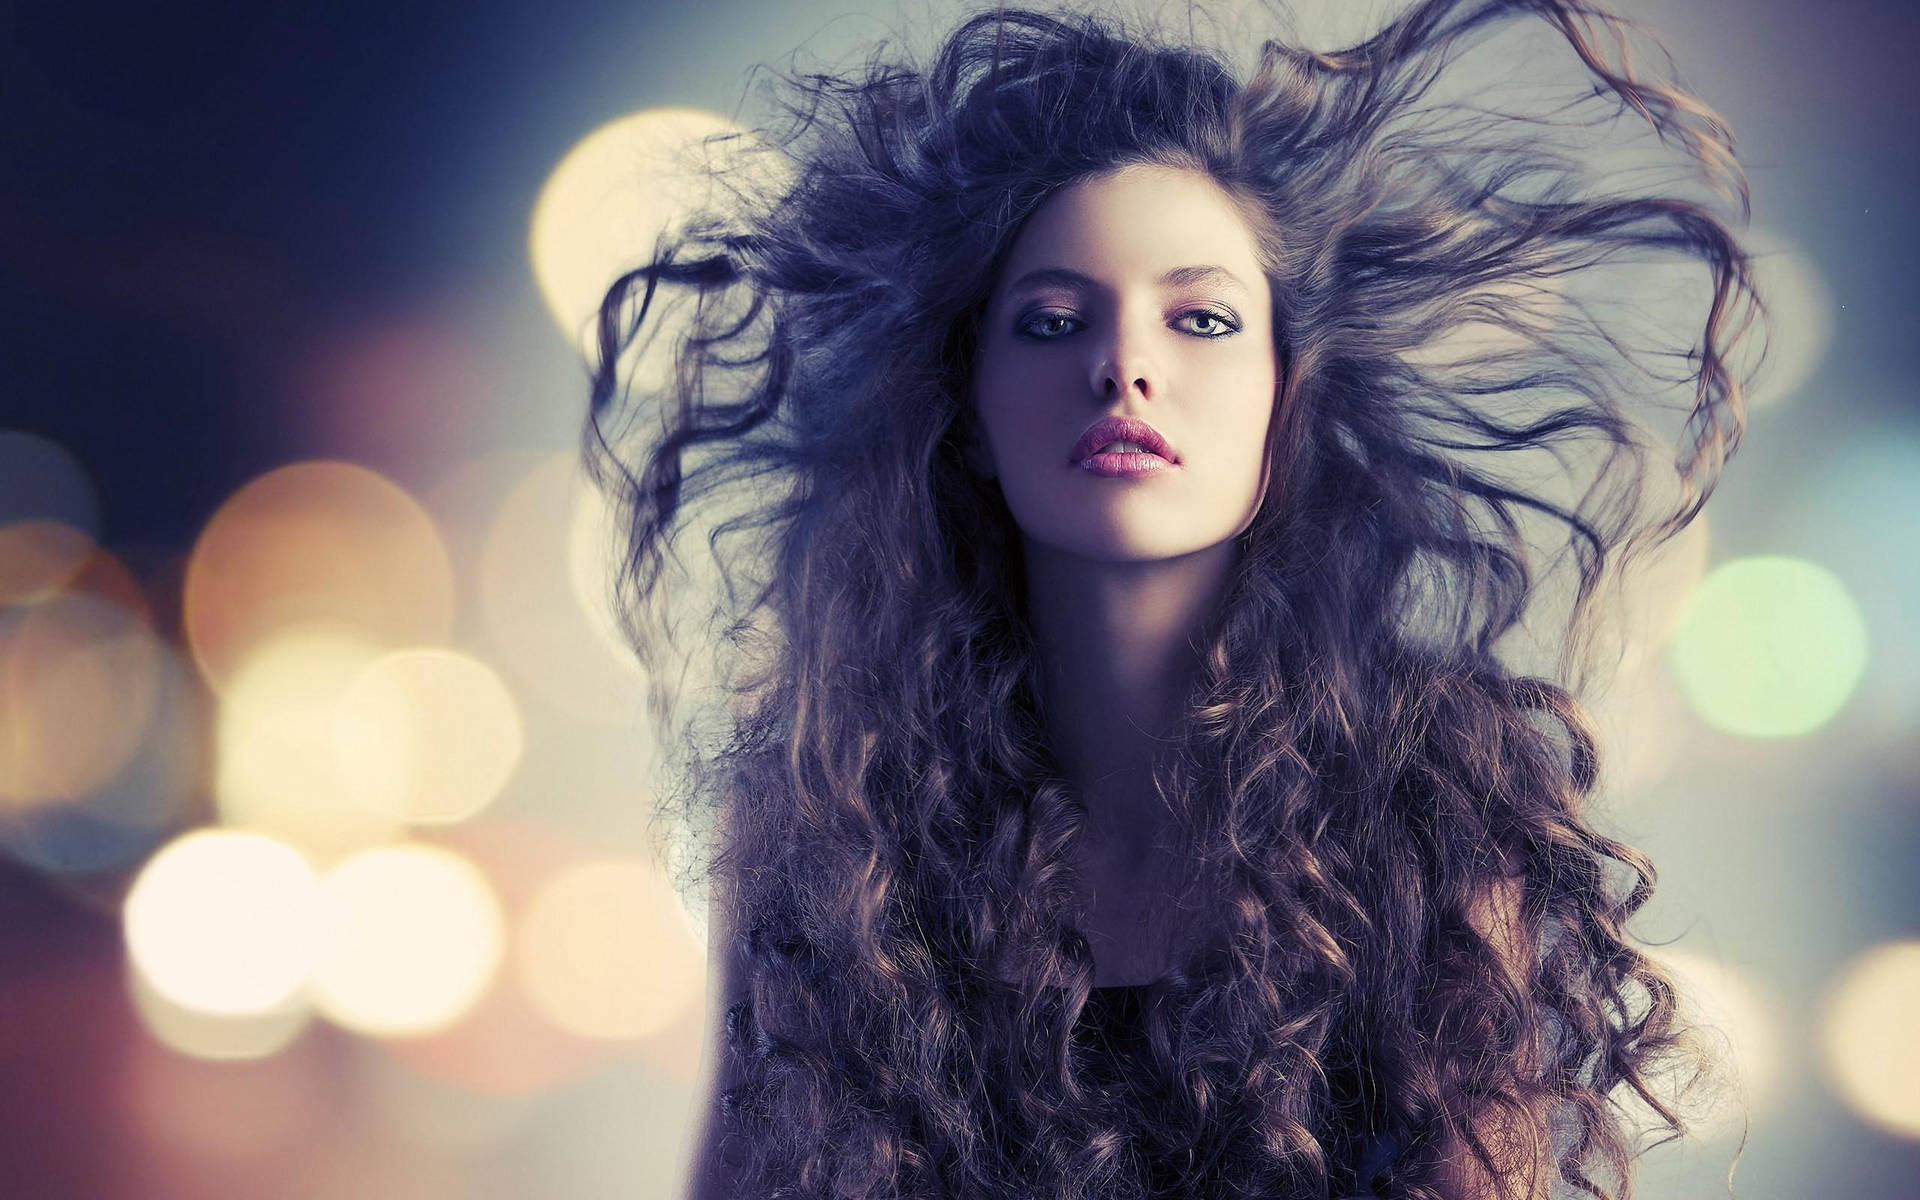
[311,842,506,1038]
[372,818,613,1097]
[1649,948,1782,1137]
[479,454,647,724]
[1819,940,1920,1139]
[1589,663,1692,797]
[3,632,203,877]
[1613,513,1712,680]
[215,625,406,865]
[0,576,161,811]
[127,964,313,1062]
[529,107,785,371]
[0,519,95,605]
[565,458,637,670]
[183,459,455,691]
[1668,555,1870,739]
[1737,227,1836,411]
[123,829,332,1017]
[334,647,524,825]
[516,859,704,1041]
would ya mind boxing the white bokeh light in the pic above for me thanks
[123,829,332,1017]
[311,842,507,1038]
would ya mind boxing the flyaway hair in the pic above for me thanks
[581,1,1766,1196]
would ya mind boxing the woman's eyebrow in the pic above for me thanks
[1005,264,1254,298]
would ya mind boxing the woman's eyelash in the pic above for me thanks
[1017,308,1240,340]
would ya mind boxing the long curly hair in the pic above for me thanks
[581,1,1766,1196]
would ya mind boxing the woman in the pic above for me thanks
[582,1,1764,1196]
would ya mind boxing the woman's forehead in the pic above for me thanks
[993,165,1266,294]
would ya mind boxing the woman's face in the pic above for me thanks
[970,163,1278,564]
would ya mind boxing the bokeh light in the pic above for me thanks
[334,647,524,826]
[374,820,612,1097]
[0,630,202,876]
[1590,661,1695,798]
[1737,227,1837,411]
[311,842,506,1038]
[0,552,162,812]
[123,1004,330,1162]
[1650,947,1784,1139]
[528,107,785,373]
[515,859,704,1041]
[183,460,455,691]
[215,625,406,864]
[478,453,647,724]
[0,519,96,606]
[1818,940,1920,1139]
[1667,555,1870,739]
[1612,513,1713,681]
[1770,421,1920,747]
[0,431,101,604]
[123,829,332,1017]
[127,965,313,1063]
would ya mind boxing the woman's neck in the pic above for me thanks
[1021,536,1235,842]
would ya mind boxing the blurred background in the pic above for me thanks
[1,0,1915,1195]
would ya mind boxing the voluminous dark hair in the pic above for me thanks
[583,1,1766,1197]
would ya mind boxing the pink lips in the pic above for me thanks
[1069,415,1178,467]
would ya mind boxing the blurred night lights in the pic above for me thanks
[478,454,647,724]
[1818,940,1920,1139]
[0,630,201,877]
[1649,947,1784,1139]
[311,843,506,1038]
[1772,424,1920,745]
[372,820,611,1097]
[515,860,704,1041]
[1612,513,1713,682]
[123,829,332,1017]
[183,460,455,692]
[0,556,162,813]
[0,519,96,607]
[128,965,314,1062]
[528,107,783,375]
[0,431,101,604]
[215,626,406,865]
[1737,228,1837,411]
[1666,555,1869,739]
[334,647,525,826]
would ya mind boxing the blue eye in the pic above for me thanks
[1018,311,1081,340]
[1178,309,1239,338]
[1015,308,1240,341]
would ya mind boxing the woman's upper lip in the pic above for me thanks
[1070,415,1179,464]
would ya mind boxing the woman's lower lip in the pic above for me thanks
[1075,452,1175,478]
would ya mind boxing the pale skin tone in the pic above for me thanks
[686,162,1541,1200]
[969,162,1279,985]
[966,168,1547,1197]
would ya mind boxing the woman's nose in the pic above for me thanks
[1089,325,1158,401]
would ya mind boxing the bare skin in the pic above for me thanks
[969,164,1279,987]
[1026,539,1233,986]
